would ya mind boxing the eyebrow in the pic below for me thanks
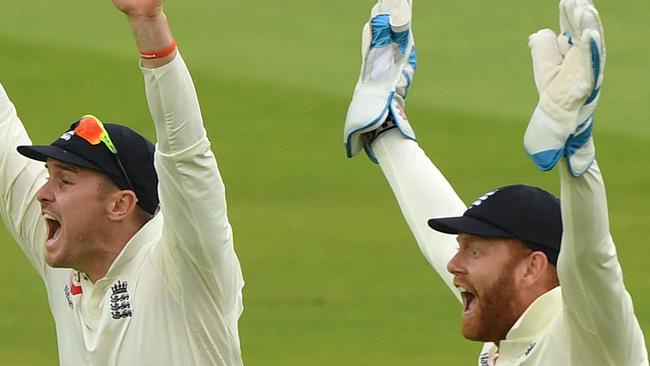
[44,162,80,173]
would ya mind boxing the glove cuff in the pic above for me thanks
[344,88,394,158]
[524,105,596,175]
[345,92,416,163]
[565,118,595,176]
[524,105,573,171]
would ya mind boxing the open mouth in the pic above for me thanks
[458,286,477,315]
[43,213,62,246]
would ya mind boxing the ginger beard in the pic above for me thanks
[460,255,523,343]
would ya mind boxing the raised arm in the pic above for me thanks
[343,0,465,299]
[112,0,176,69]
[111,0,242,309]
[0,83,48,277]
[524,1,647,363]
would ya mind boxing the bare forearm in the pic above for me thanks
[126,12,175,68]
[111,0,176,68]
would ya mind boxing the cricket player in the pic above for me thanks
[0,0,244,365]
[344,0,649,364]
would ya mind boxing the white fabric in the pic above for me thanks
[373,131,648,365]
[373,130,464,300]
[567,133,595,175]
[529,29,595,127]
[524,0,604,176]
[0,53,244,366]
[344,0,415,158]
[523,105,573,163]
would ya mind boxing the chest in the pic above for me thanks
[478,332,583,366]
[47,268,186,364]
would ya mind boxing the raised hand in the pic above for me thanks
[524,0,605,176]
[110,0,163,17]
[109,0,175,67]
[344,0,417,162]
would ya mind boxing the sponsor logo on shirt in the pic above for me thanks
[524,342,536,357]
[63,285,74,310]
[110,280,133,319]
[479,352,490,365]
[63,272,84,310]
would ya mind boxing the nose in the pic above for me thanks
[447,250,466,276]
[36,179,54,205]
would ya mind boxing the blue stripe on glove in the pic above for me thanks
[370,14,411,56]
[585,38,601,104]
[529,149,565,172]
[566,117,594,157]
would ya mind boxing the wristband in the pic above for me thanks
[139,40,177,59]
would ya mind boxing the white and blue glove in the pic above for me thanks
[524,0,605,176]
[344,0,417,162]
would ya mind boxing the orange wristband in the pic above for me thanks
[139,39,177,59]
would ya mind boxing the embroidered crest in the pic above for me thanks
[110,280,132,319]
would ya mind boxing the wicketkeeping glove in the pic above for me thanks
[344,0,417,163]
[524,0,605,176]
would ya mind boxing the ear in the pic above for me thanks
[520,251,550,288]
[106,190,139,221]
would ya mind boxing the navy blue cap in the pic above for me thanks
[17,119,159,215]
[427,184,562,265]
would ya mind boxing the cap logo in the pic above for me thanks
[468,189,499,209]
[59,131,74,141]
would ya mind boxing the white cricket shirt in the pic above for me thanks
[373,131,648,365]
[0,54,244,365]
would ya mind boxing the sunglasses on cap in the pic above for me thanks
[74,115,135,191]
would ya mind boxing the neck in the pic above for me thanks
[81,221,143,283]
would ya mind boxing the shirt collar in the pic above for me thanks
[505,286,561,341]
[102,213,163,279]
[481,287,562,363]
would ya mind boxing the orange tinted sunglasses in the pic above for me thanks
[74,115,134,191]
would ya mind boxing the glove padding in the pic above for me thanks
[524,0,605,176]
[344,0,417,162]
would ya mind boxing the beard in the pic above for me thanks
[461,258,523,343]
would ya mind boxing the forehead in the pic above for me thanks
[457,233,530,255]
[457,233,514,248]
[45,159,106,181]
[458,233,494,244]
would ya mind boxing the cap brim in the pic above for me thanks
[17,145,101,172]
[427,215,514,238]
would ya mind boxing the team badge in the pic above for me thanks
[110,280,133,319]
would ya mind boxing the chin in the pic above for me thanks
[44,256,62,268]
[462,330,497,343]
[44,251,69,269]
[460,318,506,343]
[461,324,485,342]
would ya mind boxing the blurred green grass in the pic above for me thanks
[0,0,648,364]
